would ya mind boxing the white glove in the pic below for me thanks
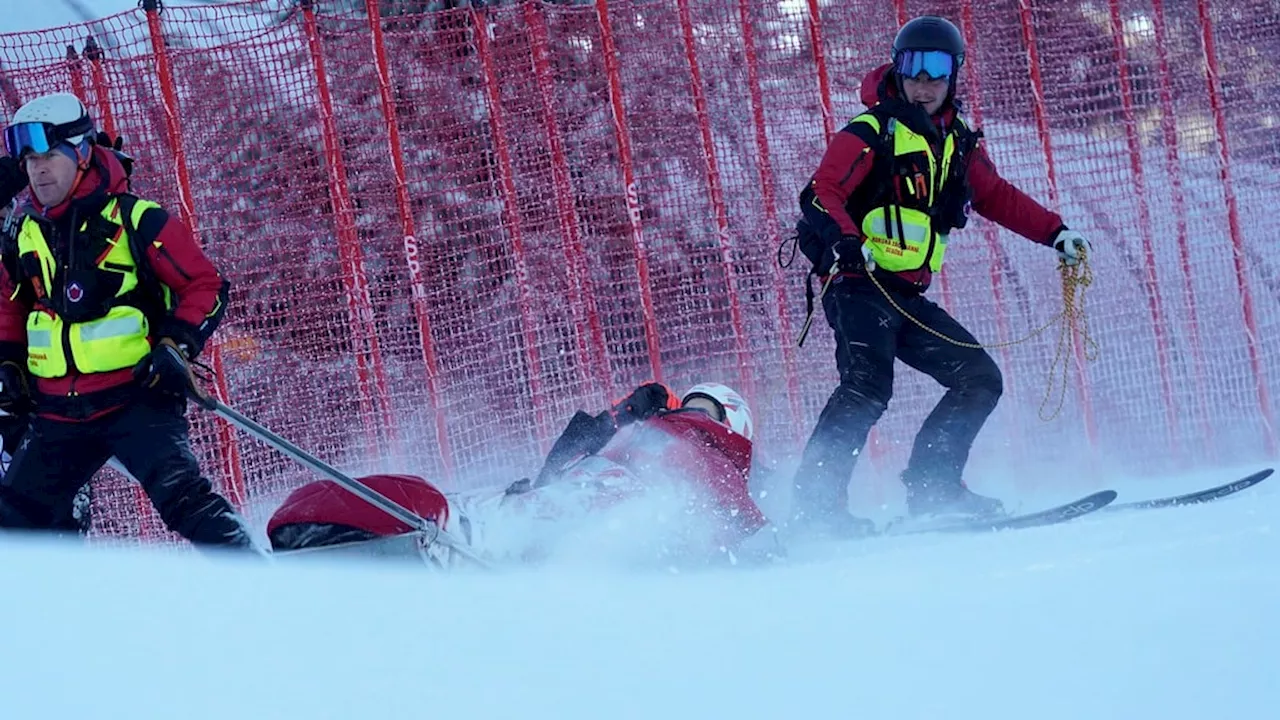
[1053,229,1091,266]
[861,241,876,271]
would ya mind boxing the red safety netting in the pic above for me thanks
[0,0,1276,544]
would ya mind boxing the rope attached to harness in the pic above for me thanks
[861,247,1097,421]
[796,246,1098,421]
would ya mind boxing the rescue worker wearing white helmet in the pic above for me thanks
[0,92,258,550]
[1,102,131,537]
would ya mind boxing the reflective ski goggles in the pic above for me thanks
[4,122,58,159]
[894,49,955,81]
[3,117,93,159]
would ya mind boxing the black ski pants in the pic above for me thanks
[792,276,1003,523]
[0,414,87,534]
[0,393,255,548]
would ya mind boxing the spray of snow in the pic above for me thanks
[1,460,1276,719]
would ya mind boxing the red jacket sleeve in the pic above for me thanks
[807,128,878,239]
[141,209,229,357]
[966,143,1064,245]
[0,257,31,364]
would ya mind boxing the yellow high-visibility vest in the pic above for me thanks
[849,113,962,274]
[14,196,164,379]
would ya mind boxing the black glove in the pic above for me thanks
[95,132,122,151]
[95,132,134,180]
[0,360,29,415]
[612,382,673,425]
[0,358,29,415]
[0,410,27,458]
[132,338,192,398]
[819,235,866,273]
[0,156,27,207]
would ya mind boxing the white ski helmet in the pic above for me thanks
[4,92,95,159]
[682,382,754,440]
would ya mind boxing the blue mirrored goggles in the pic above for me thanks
[3,115,93,159]
[3,122,58,159]
[894,50,955,81]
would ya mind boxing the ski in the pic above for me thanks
[1103,468,1272,513]
[881,490,1118,537]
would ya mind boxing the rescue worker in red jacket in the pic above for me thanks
[0,92,257,549]
[790,17,1092,537]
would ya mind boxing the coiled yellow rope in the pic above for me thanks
[864,247,1097,421]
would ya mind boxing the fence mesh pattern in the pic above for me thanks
[1,0,1276,541]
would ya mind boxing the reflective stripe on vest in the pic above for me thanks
[27,327,52,350]
[851,114,960,274]
[16,197,161,379]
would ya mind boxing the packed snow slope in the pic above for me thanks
[0,463,1276,720]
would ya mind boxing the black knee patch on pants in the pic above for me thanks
[109,396,254,548]
[792,380,891,523]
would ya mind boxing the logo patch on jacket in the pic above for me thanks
[66,282,84,303]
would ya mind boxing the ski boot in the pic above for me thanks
[905,481,1005,520]
[786,507,877,542]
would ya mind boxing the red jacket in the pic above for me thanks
[608,410,766,541]
[804,64,1064,290]
[0,146,229,421]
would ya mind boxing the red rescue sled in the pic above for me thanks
[267,473,455,554]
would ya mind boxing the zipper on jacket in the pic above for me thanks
[59,208,81,395]
[918,136,954,274]
[62,321,78,396]
[841,146,872,186]
[155,243,192,281]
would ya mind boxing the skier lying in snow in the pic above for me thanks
[265,381,776,566]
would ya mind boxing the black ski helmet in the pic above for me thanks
[891,16,966,103]
[892,16,966,66]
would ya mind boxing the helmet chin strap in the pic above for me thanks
[68,143,92,203]
[71,167,87,195]
[68,139,98,201]
[73,140,93,170]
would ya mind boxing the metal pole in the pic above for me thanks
[183,371,491,568]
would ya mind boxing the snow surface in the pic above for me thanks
[0,462,1275,720]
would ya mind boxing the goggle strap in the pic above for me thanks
[60,115,95,140]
